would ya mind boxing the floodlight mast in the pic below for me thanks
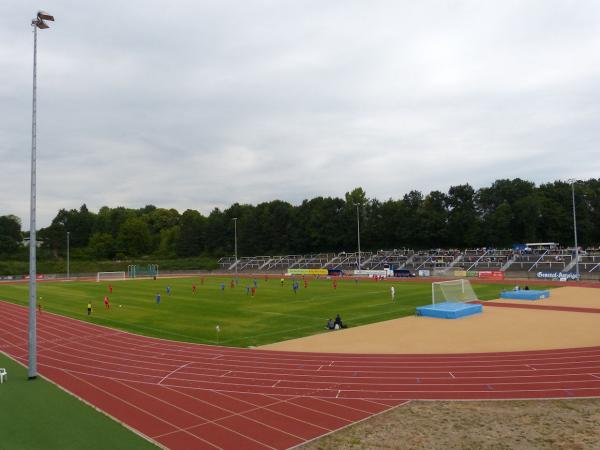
[233,218,238,278]
[355,204,362,269]
[568,179,580,280]
[28,10,54,380]
[67,231,70,279]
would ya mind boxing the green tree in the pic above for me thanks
[116,217,151,256]
[87,233,116,259]
[0,215,22,254]
[176,210,205,257]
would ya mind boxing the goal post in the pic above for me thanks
[127,264,159,278]
[432,279,478,304]
[96,271,126,282]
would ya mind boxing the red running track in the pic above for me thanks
[2,301,600,450]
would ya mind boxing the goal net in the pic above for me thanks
[96,271,126,282]
[127,264,159,278]
[432,279,478,305]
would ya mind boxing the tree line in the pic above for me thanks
[1,178,599,260]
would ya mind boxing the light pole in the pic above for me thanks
[67,231,70,279]
[233,218,238,278]
[29,10,54,380]
[568,179,580,280]
[355,204,361,269]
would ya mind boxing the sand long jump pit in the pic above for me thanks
[261,286,600,354]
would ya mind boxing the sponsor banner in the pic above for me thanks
[537,271,580,281]
[478,271,505,280]
[354,269,388,278]
[418,269,431,277]
[453,270,467,277]
[287,268,328,275]
[23,274,45,280]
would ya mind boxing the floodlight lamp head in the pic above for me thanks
[32,10,53,29]
[37,11,55,21]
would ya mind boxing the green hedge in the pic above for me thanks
[0,256,218,276]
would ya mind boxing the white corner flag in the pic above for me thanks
[216,324,220,333]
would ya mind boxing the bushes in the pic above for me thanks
[0,256,218,276]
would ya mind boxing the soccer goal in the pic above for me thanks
[127,264,159,278]
[96,271,126,282]
[431,279,478,305]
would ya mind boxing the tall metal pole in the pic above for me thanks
[67,231,70,279]
[570,180,580,280]
[356,204,361,269]
[28,22,39,380]
[233,218,238,278]
[28,10,54,379]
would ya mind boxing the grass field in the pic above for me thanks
[0,352,157,450]
[0,276,532,347]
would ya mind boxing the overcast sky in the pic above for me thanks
[2,1,600,228]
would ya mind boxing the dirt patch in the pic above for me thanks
[261,298,600,354]
[299,399,600,450]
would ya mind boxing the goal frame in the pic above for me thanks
[96,271,126,282]
[431,279,466,305]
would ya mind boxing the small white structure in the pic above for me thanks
[0,368,7,384]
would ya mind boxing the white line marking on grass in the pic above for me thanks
[159,362,193,385]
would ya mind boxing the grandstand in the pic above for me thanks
[217,247,600,277]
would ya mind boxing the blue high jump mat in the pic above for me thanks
[416,302,482,319]
[499,290,550,300]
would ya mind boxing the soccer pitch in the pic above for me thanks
[0,277,517,347]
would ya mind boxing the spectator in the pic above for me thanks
[334,314,347,329]
[327,318,335,330]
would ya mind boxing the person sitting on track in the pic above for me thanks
[524,285,530,290]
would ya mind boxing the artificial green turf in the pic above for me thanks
[0,352,157,450]
[0,277,551,348]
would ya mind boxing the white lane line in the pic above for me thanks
[158,362,193,385]
[115,380,282,449]
[65,370,222,449]
[287,400,412,450]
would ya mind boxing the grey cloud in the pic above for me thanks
[2,0,600,227]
